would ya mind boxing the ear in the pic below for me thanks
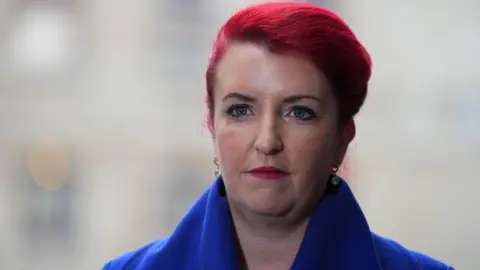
[335,119,356,166]
[207,113,215,136]
[209,116,219,159]
[213,137,219,160]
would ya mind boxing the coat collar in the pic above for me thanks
[198,177,382,270]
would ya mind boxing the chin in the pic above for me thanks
[244,195,293,217]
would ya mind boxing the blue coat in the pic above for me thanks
[103,178,453,269]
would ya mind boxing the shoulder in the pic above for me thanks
[102,230,202,270]
[372,233,454,270]
[102,238,168,270]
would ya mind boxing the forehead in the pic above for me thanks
[214,43,331,96]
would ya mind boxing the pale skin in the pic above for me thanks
[211,42,355,270]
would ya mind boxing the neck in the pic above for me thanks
[229,203,311,270]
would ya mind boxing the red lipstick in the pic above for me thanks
[247,166,289,180]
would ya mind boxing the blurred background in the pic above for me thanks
[0,0,478,269]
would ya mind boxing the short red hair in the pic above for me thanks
[206,2,372,131]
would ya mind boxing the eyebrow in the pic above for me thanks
[284,94,323,104]
[221,92,323,104]
[221,92,255,102]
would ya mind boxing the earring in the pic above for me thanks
[330,166,341,187]
[213,157,221,178]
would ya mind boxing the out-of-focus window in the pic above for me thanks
[11,140,78,255]
[148,153,213,232]
[154,0,210,112]
[6,0,85,79]
[162,169,204,228]
[164,0,205,22]
[456,89,480,146]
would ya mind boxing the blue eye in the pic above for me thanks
[226,104,252,118]
[288,107,316,120]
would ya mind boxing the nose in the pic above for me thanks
[254,114,284,156]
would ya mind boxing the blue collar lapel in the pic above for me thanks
[291,179,382,269]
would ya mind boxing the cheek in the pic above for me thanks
[214,120,254,173]
[285,126,337,173]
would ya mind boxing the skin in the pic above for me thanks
[211,42,354,269]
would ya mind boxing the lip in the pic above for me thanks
[246,166,289,180]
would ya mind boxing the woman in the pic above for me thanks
[104,2,453,269]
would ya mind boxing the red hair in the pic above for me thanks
[206,2,372,131]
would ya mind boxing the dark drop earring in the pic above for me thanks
[328,166,341,193]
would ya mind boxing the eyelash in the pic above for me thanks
[225,104,317,121]
[287,106,317,121]
[225,104,253,118]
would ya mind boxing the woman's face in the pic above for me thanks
[212,43,352,217]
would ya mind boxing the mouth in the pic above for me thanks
[246,166,290,180]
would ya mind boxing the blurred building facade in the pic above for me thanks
[0,0,478,269]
